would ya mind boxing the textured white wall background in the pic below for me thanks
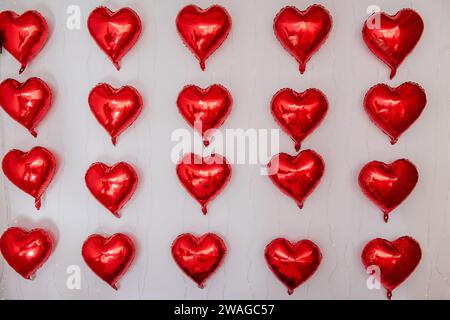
[0,0,450,300]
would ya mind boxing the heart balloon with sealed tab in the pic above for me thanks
[0,10,49,73]
[359,159,418,222]
[88,7,141,70]
[177,84,232,146]
[85,162,138,217]
[362,9,424,79]
[364,82,426,144]
[271,88,328,151]
[0,227,53,279]
[0,77,52,137]
[274,5,332,74]
[176,5,231,70]
[82,233,135,290]
[362,236,421,300]
[2,146,56,209]
[265,238,322,295]
[88,83,143,145]
[176,153,231,214]
[171,233,226,288]
[267,150,325,209]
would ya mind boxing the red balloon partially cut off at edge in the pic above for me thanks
[0,77,52,137]
[0,10,49,74]
[0,227,54,279]
[2,146,56,210]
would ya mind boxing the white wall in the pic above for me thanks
[0,0,449,300]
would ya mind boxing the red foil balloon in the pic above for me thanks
[268,150,324,209]
[0,10,49,73]
[171,233,226,288]
[0,77,52,137]
[274,5,332,74]
[0,227,53,279]
[85,162,138,218]
[176,153,231,214]
[364,82,427,145]
[359,159,418,222]
[265,238,322,295]
[176,5,232,70]
[88,83,143,145]
[2,146,56,210]
[82,233,135,290]
[271,88,328,151]
[177,84,232,146]
[362,236,421,300]
[362,9,424,79]
[87,7,141,70]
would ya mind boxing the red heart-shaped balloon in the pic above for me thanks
[271,88,328,151]
[268,150,324,209]
[274,5,332,74]
[362,236,421,300]
[82,233,135,290]
[85,162,138,218]
[265,238,322,295]
[359,159,418,222]
[0,77,52,137]
[176,153,231,214]
[362,9,424,79]
[364,82,426,144]
[88,83,142,145]
[171,233,226,288]
[0,227,53,279]
[176,5,231,70]
[0,10,49,73]
[177,84,232,146]
[87,7,141,70]
[2,146,56,209]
